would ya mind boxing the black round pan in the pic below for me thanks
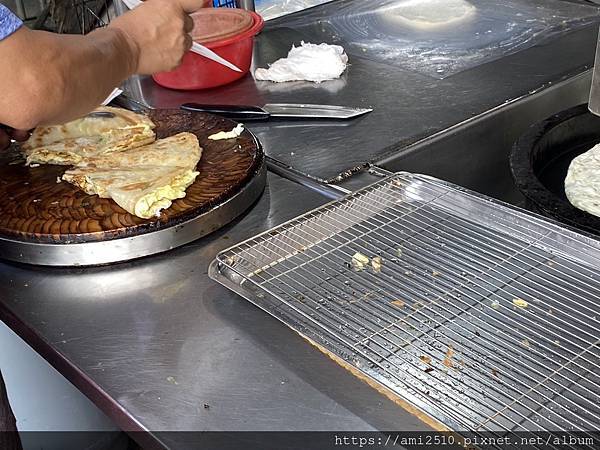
[510,103,600,235]
[0,108,265,244]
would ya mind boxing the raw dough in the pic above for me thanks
[565,142,600,217]
[384,0,476,30]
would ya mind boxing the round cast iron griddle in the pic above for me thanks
[510,103,600,235]
[0,109,265,264]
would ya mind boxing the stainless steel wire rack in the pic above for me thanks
[210,173,600,442]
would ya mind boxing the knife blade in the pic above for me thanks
[120,0,242,73]
[180,103,373,120]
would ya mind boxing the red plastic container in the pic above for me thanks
[152,11,264,90]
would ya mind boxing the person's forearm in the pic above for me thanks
[39,27,139,124]
[0,27,138,129]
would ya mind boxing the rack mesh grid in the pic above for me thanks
[210,173,600,444]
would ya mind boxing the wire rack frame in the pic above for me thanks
[211,172,600,446]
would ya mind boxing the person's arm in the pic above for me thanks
[0,0,204,130]
[0,27,136,129]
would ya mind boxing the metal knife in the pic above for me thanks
[180,103,373,120]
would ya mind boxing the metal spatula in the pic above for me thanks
[120,0,242,73]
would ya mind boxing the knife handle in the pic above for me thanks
[180,103,270,121]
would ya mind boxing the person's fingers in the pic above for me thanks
[176,0,208,13]
[0,130,10,151]
[9,129,30,142]
[184,14,194,33]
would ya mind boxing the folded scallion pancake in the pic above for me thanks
[62,132,202,219]
[63,166,199,219]
[76,132,201,169]
[22,107,156,165]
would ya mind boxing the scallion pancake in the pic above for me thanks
[22,106,156,165]
[62,132,202,219]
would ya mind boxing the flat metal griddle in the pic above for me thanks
[0,109,265,266]
[210,172,600,438]
[511,103,600,235]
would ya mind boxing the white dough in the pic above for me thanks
[255,42,348,83]
[565,142,600,217]
[383,0,476,30]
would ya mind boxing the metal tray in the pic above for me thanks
[210,172,600,436]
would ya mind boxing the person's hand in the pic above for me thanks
[109,0,208,75]
[0,127,29,151]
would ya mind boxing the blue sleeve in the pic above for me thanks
[0,4,22,41]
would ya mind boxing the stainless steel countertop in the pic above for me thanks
[0,173,430,449]
[127,0,600,182]
[4,2,600,447]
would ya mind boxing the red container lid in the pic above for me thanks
[191,8,254,44]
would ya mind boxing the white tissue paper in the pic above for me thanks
[255,42,348,83]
